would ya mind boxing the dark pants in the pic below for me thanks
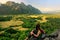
[29,37,37,40]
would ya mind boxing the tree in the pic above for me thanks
[0,1,42,15]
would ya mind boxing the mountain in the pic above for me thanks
[0,1,41,15]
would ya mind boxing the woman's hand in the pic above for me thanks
[30,31,34,35]
[25,37,28,40]
[33,30,41,37]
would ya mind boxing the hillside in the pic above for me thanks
[0,14,60,40]
[0,1,41,15]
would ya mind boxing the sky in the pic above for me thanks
[0,0,60,12]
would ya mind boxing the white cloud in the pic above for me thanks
[0,0,24,4]
[38,7,60,12]
[39,8,52,12]
[0,0,8,3]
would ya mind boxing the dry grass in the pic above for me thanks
[0,20,24,28]
[36,16,48,23]
[0,14,60,30]
[0,31,4,34]
[13,26,28,31]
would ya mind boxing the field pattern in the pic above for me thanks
[0,14,60,40]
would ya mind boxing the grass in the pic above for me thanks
[0,14,60,40]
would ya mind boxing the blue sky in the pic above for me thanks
[0,0,60,12]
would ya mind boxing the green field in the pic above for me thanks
[0,14,60,40]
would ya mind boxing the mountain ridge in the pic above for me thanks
[0,1,41,15]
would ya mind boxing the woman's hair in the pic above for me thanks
[36,23,45,33]
[36,23,40,30]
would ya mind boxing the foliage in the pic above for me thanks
[0,1,41,15]
[0,15,60,40]
[0,16,12,21]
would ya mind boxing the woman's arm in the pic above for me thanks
[33,30,41,37]
[41,29,45,34]
[25,30,34,40]
[30,30,34,35]
[25,37,28,40]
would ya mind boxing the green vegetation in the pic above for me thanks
[0,1,41,15]
[0,16,12,21]
[0,14,60,40]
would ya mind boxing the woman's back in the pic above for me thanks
[25,23,45,40]
[29,29,38,40]
[29,29,42,40]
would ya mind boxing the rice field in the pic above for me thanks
[0,14,60,40]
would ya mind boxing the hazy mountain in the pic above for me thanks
[44,10,60,14]
[0,1,41,15]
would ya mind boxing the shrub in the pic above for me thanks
[0,16,12,21]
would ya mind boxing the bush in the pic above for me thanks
[0,16,12,21]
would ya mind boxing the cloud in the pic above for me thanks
[0,0,8,3]
[39,8,52,11]
[38,7,60,12]
[0,0,24,3]
[0,0,60,12]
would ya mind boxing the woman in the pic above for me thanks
[25,23,45,40]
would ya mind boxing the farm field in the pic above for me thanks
[0,14,60,40]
